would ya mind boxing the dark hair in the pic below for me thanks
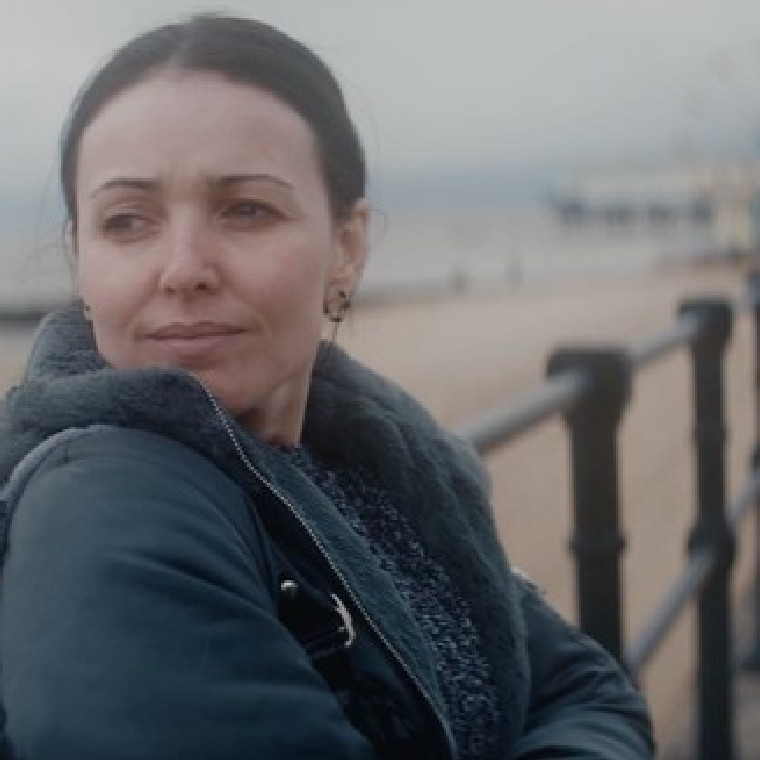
[60,14,366,229]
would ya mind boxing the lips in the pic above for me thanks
[146,321,245,361]
[148,321,244,340]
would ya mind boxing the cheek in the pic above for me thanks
[255,237,334,310]
[78,266,116,317]
[254,260,331,361]
[77,237,145,293]
[77,252,147,337]
[262,269,326,343]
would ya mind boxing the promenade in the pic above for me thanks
[1,262,758,756]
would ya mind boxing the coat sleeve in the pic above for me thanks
[1,429,379,760]
[506,575,655,759]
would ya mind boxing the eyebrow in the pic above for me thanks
[89,177,159,199]
[89,173,295,199]
[213,174,294,191]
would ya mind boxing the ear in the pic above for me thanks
[328,200,369,297]
[64,220,80,268]
[64,220,82,290]
[64,220,77,254]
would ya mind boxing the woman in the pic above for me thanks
[0,14,653,759]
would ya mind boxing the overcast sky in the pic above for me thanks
[2,0,760,229]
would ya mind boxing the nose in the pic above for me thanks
[158,217,221,296]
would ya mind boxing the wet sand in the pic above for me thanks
[1,263,756,751]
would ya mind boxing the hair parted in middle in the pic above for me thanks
[59,13,366,232]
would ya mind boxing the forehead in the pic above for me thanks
[75,71,323,192]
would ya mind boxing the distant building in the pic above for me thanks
[548,163,760,257]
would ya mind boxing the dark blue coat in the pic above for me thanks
[0,306,654,759]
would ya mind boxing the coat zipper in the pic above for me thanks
[200,386,457,759]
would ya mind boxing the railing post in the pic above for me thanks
[679,298,735,760]
[744,270,760,671]
[547,346,632,661]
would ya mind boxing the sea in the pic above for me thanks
[359,205,713,299]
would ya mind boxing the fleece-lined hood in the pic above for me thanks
[0,302,530,748]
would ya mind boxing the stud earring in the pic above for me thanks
[83,303,92,322]
[323,289,351,323]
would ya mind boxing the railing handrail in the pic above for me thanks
[0,302,66,326]
[454,369,590,453]
[453,273,760,760]
[624,466,760,674]
[454,309,709,453]
[456,288,758,455]
[624,545,715,674]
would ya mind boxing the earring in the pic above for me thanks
[83,303,92,322]
[323,289,351,323]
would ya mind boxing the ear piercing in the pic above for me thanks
[323,289,351,323]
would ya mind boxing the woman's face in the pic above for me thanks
[74,71,367,444]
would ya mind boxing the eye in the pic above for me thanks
[222,200,279,226]
[102,213,151,239]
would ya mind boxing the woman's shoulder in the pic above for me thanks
[2,425,265,576]
[7,425,239,504]
[45,425,236,486]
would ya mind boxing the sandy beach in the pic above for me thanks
[1,262,756,753]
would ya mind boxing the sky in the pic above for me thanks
[2,0,760,233]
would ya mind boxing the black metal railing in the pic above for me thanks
[0,301,63,327]
[454,271,760,760]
